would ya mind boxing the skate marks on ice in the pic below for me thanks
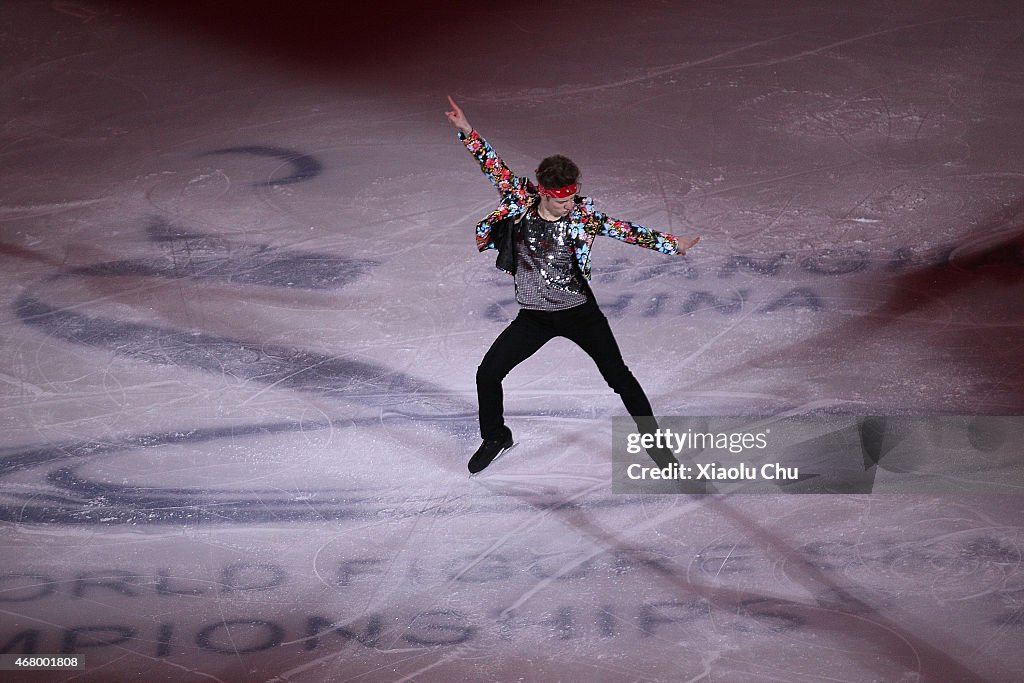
[462,442,1023,680]
[4,499,1023,680]
[1,419,394,524]
[695,202,1024,411]
[478,13,971,103]
[2,145,477,525]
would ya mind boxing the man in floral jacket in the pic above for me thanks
[445,97,699,473]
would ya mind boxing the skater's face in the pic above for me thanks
[539,193,575,218]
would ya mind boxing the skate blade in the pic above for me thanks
[469,442,516,476]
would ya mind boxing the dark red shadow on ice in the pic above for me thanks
[706,200,1024,413]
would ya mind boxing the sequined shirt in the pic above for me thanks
[514,209,591,311]
[458,130,690,283]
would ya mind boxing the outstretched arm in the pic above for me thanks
[589,202,700,256]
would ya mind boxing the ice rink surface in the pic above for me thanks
[2,0,1024,680]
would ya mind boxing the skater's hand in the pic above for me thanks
[445,95,473,135]
[678,235,700,255]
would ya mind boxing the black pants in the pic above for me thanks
[476,301,657,440]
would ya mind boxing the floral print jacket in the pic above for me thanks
[459,129,688,280]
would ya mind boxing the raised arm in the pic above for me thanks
[446,96,526,199]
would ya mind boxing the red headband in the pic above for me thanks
[537,183,578,198]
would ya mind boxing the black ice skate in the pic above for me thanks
[468,430,514,474]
